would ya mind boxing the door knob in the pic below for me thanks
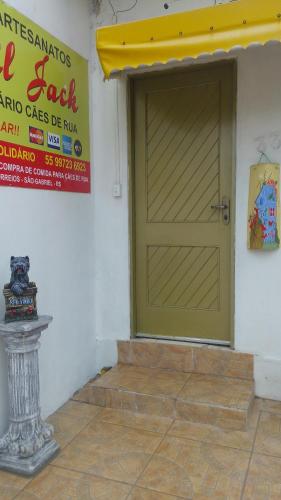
[211,203,228,210]
[211,197,230,225]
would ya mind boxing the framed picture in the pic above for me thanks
[248,163,280,250]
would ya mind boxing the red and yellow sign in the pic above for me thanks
[0,1,90,193]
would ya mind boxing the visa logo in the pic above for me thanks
[47,132,60,150]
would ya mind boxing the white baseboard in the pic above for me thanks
[254,354,281,401]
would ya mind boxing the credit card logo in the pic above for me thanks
[29,127,44,145]
[47,132,60,150]
[74,139,82,157]
[62,135,72,155]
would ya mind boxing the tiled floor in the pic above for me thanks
[1,398,281,499]
[93,365,190,398]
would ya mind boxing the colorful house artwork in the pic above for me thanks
[248,163,280,250]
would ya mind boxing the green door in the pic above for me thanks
[133,63,235,342]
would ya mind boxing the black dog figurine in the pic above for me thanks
[9,256,30,296]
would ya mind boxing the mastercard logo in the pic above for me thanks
[29,127,44,146]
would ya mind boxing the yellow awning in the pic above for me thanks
[96,0,281,78]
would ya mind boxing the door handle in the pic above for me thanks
[211,203,228,210]
[211,197,230,225]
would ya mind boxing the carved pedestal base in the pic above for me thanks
[0,440,59,476]
[0,316,59,476]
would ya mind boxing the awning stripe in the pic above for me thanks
[96,0,281,78]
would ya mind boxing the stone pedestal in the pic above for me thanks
[0,316,59,476]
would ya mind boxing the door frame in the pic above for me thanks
[127,59,237,347]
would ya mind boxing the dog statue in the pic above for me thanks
[3,256,38,322]
[9,256,30,296]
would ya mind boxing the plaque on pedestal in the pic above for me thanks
[4,285,38,323]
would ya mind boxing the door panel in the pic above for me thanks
[148,245,219,310]
[134,64,235,341]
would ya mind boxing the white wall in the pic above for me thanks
[92,0,281,400]
[0,0,95,435]
[236,45,281,400]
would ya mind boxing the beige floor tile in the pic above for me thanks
[104,388,176,418]
[16,465,130,499]
[256,397,281,415]
[94,365,189,398]
[0,470,30,500]
[54,421,162,484]
[243,453,281,499]
[254,411,281,458]
[128,486,180,499]
[138,436,250,499]
[88,386,107,407]
[168,420,255,451]
[169,402,259,451]
[178,374,253,410]
[176,400,246,431]
[193,347,253,380]
[97,407,173,433]
[57,400,101,421]
[121,340,194,372]
[47,412,89,449]
[118,341,131,364]
[72,382,92,403]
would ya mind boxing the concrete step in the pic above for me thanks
[74,364,255,430]
[118,339,253,380]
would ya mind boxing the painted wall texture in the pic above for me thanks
[0,0,95,435]
[92,0,281,400]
